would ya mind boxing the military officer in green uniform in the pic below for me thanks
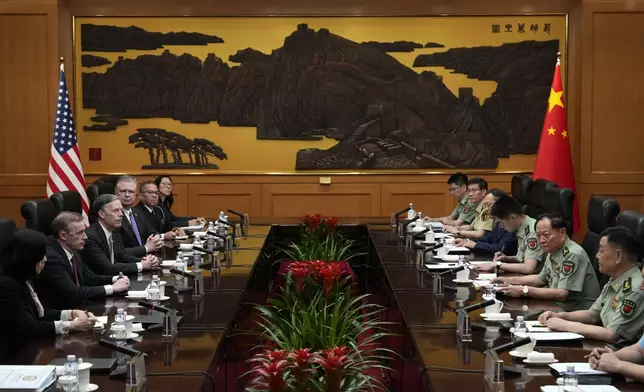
[474,195,544,275]
[428,173,476,226]
[445,178,492,239]
[493,212,600,311]
[538,227,644,344]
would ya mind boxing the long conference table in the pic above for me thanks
[9,218,644,392]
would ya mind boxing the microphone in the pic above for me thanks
[492,337,532,355]
[217,219,234,228]
[169,268,197,279]
[394,206,412,217]
[412,228,431,238]
[437,265,465,277]
[100,338,145,357]
[192,246,214,255]
[462,299,496,313]
[138,300,171,314]
[404,216,420,225]
[432,243,445,250]
[227,209,244,219]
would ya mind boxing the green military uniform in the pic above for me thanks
[471,202,494,232]
[516,216,545,271]
[538,237,601,311]
[449,196,476,224]
[588,266,644,342]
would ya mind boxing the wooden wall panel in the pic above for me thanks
[0,185,48,225]
[187,184,262,219]
[262,183,381,218]
[381,183,451,219]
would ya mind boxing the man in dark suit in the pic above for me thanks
[38,212,130,309]
[114,175,163,257]
[135,181,184,240]
[81,194,159,276]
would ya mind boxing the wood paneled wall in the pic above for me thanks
[1,0,644,242]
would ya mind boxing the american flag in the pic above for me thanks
[46,62,90,224]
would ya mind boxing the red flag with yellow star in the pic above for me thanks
[533,55,579,233]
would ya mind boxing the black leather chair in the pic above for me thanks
[0,217,17,255]
[523,179,557,219]
[581,196,620,284]
[617,211,644,257]
[511,174,533,207]
[20,199,58,235]
[543,184,575,235]
[50,191,83,214]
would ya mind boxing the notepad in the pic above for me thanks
[549,362,608,376]
[447,247,469,253]
[528,332,584,341]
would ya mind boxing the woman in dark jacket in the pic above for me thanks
[154,175,205,228]
[0,229,95,363]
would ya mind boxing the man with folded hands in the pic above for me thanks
[442,177,493,239]
[492,212,600,311]
[453,189,517,256]
[588,335,644,382]
[426,173,476,226]
[538,227,644,344]
[474,194,544,274]
[38,212,130,309]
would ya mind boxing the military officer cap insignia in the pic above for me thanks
[463,206,469,213]
[562,260,575,275]
[624,277,632,293]
[562,246,570,257]
[621,299,636,318]
[527,236,538,250]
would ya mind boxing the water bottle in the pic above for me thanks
[407,203,415,220]
[206,221,215,251]
[115,308,125,325]
[62,355,79,391]
[148,275,161,303]
[561,365,578,391]
[514,315,527,337]
[458,255,465,267]
[192,237,202,270]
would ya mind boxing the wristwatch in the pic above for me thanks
[522,285,529,297]
[495,261,502,272]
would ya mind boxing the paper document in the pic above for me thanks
[549,362,608,375]
[541,386,619,392]
[528,332,584,341]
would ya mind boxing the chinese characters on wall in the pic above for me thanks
[492,23,551,34]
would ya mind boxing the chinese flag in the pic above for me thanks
[532,56,580,233]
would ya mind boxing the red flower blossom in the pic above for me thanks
[313,347,350,392]
[251,359,288,391]
[319,263,343,297]
[289,265,310,292]
[324,217,340,233]
[266,349,289,361]
[308,214,323,232]
[289,348,312,368]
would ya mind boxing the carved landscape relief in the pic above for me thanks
[77,18,563,171]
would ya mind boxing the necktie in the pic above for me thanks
[108,235,115,264]
[70,255,80,286]
[128,211,143,246]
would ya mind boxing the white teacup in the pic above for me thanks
[527,351,554,362]
[158,281,167,297]
[124,315,135,334]
[77,362,92,390]
[485,299,504,314]
[425,231,435,243]
[456,267,470,281]
[444,237,455,245]
[456,286,469,301]
[437,246,448,258]
[515,334,537,356]
[111,324,127,340]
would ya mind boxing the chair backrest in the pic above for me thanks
[543,185,575,235]
[582,196,620,283]
[616,211,644,258]
[50,191,82,214]
[92,175,119,194]
[523,179,557,219]
[20,199,58,235]
[511,174,533,206]
[0,217,17,256]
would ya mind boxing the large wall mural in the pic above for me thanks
[74,16,566,173]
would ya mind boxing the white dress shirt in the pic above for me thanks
[26,281,72,334]
[99,221,142,272]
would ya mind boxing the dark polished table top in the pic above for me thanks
[9,221,644,392]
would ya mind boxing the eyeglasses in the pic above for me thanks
[467,188,482,194]
[160,182,173,187]
[142,191,160,196]
[116,189,136,195]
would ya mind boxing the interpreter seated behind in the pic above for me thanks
[538,227,644,345]
[443,177,493,240]
[493,212,601,311]
[427,172,476,227]
[589,335,644,383]
[453,189,517,256]
[474,194,544,275]
[0,229,95,362]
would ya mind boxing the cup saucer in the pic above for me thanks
[523,358,558,365]
[83,384,99,392]
[453,278,473,284]
[509,350,528,358]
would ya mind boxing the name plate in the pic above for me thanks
[126,353,147,392]
[483,349,504,392]
[456,307,472,342]
[162,309,178,342]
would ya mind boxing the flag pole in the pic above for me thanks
[59,56,64,72]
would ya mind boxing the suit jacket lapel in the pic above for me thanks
[94,223,110,255]
[51,239,75,279]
